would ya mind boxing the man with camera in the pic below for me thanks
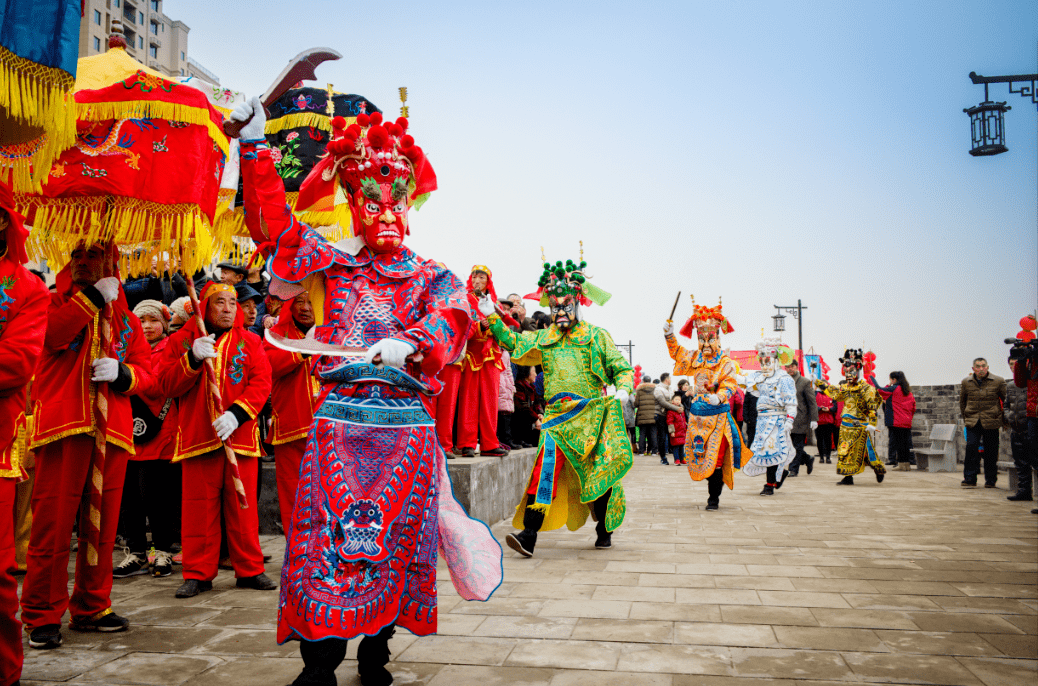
[959,358,1007,489]
[1008,324,1038,512]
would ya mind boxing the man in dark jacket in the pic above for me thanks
[634,376,657,455]
[960,358,1007,488]
[785,362,818,477]
[1006,359,1033,501]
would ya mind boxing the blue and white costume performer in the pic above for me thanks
[741,339,798,496]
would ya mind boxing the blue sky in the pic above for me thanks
[177,0,1037,385]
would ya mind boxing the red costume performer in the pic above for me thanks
[263,292,319,536]
[0,184,50,681]
[158,282,274,597]
[22,241,153,648]
[456,266,514,457]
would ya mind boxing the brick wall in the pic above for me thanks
[873,384,1013,465]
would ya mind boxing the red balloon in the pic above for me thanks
[1021,316,1037,332]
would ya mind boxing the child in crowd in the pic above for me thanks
[667,393,687,465]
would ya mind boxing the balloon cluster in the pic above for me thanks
[1017,315,1037,342]
[633,364,643,384]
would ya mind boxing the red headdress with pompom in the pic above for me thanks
[678,297,734,339]
[295,111,437,222]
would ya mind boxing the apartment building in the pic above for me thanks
[79,0,219,85]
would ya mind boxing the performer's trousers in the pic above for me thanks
[814,425,838,461]
[0,478,21,686]
[121,460,180,554]
[275,439,306,537]
[964,427,1000,486]
[788,433,808,474]
[766,465,781,485]
[21,434,129,629]
[181,451,264,582]
[497,411,513,448]
[707,467,724,501]
[14,466,32,572]
[654,415,670,457]
[433,364,461,453]
[293,623,395,686]
[457,365,500,451]
[637,423,656,455]
[1010,427,1035,496]
[888,427,915,466]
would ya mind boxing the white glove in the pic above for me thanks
[365,338,415,369]
[93,276,120,304]
[477,295,496,318]
[230,95,267,141]
[707,394,720,406]
[783,420,794,434]
[615,389,629,405]
[191,334,217,361]
[212,411,239,442]
[663,321,674,337]
[865,425,878,434]
[810,421,818,430]
[90,357,119,383]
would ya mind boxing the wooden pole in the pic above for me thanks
[667,291,681,322]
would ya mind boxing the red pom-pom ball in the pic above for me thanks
[357,113,370,126]
[400,134,415,148]
[402,146,420,161]
[330,116,347,130]
[1021,315,1037,331]
[367,125,389,148]
[386,123,403,137]
[395,117,409,133]
[369,112,383,125]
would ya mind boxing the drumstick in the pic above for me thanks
[667,291,682,322]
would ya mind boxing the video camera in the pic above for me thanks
[1005,337,1038,363]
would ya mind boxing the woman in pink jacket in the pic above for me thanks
[875,371,917,471]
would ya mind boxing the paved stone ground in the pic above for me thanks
[18,450,1038,686]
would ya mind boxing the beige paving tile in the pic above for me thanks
[505,639,620,670]
[100,626,226,653]
[674,622,779,648]
[426,664,552,686]
[571,618,674,643]
[21,647,125,682]
[977,633,1038,658]
[906,612,1026,634]
[122,605,228,627]
[951,582,1038,598]
[451,597,547,616]
[874,630,1004,657]
[773,626,888,653]
[605,561,677,574]
[510,583,597,600]
[639,573,716,588]
[867,580,967,596]
[841,593,944,612]
[593,585,676,603]
[841,651,983,684]
[475,615,577,639]
[810,608,920,630]
[715,576,797,592]
[672,677,794,686]
[617,643,732,675]
[789,578,879,594]
[758,591,850,609]
[745,565,826,578]
[928,596,1038,615]
[675,588,761,606]
[630,602,723,622]
[180,657,307,686]
[1002,614,1037,634]
[436,613,488,635]
[561,571,641,586]
[721,605,820,627]
[728,647,854,681]
[675,563,749,576]
[74,653,222,685]
[957,657,1038,686]
[397,636,518,666]
[539,599,631,619]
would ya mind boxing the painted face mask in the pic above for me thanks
[697,326,721,358]
[759,351,779,375]
[352,177,409,254]
[843,362,860,383]
[839,348,864,383]
[550,293,579,330]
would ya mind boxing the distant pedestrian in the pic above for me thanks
[815,389,840,464]
[634,376,657,455]
[666,395,687,465]
[784,362,818,477]
[1005,359,1033,501]
[873,371,917,470]
[653,373,683,464]
[959,358,1007,488]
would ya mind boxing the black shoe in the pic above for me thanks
[236,572,278,590]
[961,480,977,489]
[263,553,273,563]
[984,483,997,489]
[837,475,854,485]
[786,471,799,478]
[760,485,775,496]
[175,579,213,598]
[1007,492,1034,501]
[825,458,832,464]
[594,518,612,549]
[705,498,719,511]
[357,624,395,686]
[151,550,173,578]
[460,447,475,457]
[1032,509,1038,514]
[505,530,537,557]
[806,457,815,475]
[112,550,149,578]
[28,624,62,650]
[480,447,509,457]
[445,451,456,459]
[69,610,129,633]
[660,459,669,465]
[876,471,884,483]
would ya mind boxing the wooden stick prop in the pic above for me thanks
[667,291,682,322]
[181,263,249,510]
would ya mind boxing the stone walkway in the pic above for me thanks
[18,452,1038,685]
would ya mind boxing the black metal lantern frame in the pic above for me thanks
[964,72,1038,157]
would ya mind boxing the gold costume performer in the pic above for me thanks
[816,349,886,485]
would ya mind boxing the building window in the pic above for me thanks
[93,36,101,51]
[151,0,159,11]
[114,0,120,6]
[180,51,185,61]
[150,21,158,35]
[93,9,101,24]
[139,36,143,48]
[149,44,157,59]
[139,11,144,23]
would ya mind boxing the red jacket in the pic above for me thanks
[462,270,516,373]
[666,409,687,446]
[131,336,178,461]
[31,279,153,456]
[158,300,272,460]
[0,260,49,477]
[816,391,843,426]
[875,384,916,428]
[263,310,318,445]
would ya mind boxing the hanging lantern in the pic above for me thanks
[772,312,786,332]
[963,100,1010,156]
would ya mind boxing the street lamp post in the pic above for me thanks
[963,71,1037,156]
[615,340,634,365]
[773,300,807,353]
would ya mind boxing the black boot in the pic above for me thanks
[593,491,612,549]
[1007,491,1034,501]
[706,469,723,510]
[837,475,854,485]
[505,507,543,558]
[357,623,395,686]
[760,484,775,496]
[291,638,348,686]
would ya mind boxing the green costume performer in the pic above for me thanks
[477,255,634,556]
[816,349,886,485]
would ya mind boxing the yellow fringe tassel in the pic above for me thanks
[0,46,77,192]
[77,99,230,157]
[265,112,357,136]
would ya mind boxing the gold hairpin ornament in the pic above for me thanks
[399,87,409,118]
